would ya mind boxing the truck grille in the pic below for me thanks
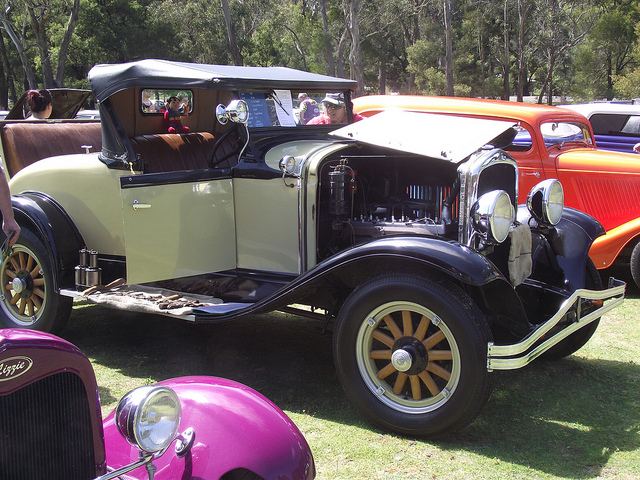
[0,372,96,480]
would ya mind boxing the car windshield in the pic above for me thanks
[540,121,593,148]
[238,90,348,127]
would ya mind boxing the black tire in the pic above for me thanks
[541,257,603,360]
[333,274,493,437]
[631,240,640,290]
[0,228,72,334]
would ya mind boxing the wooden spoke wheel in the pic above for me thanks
[356,301,460,413]
[334,274,493,437]
[0,229,71,333]
[2,245,46,323]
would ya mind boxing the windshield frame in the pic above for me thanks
[540,120,594,149]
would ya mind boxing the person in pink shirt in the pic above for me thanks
[307,93,363,125]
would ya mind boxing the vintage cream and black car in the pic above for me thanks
[0,60,625,437]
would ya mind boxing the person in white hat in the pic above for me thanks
[307,93,363,125]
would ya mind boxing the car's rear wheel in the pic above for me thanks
[0,228,72,334]
[333,274,493,437]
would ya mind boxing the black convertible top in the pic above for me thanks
[88,59,358,102]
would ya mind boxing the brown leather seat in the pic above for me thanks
[129,132,216,173]
[1,122,102,176]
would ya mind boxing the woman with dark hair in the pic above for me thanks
[26,89,53,119]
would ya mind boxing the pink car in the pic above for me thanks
[0,329,315,480]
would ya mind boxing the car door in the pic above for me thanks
[120,170,236,285]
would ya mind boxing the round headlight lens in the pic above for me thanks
[472,190,514,244]
[526,179,564,226]
[115,386,182,454]
[216,104,229,125]
[227,99,249,124]
[279,155,297,175]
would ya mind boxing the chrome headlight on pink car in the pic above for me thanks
[115,385,182,454]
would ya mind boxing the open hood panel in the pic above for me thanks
[331,110,517,163]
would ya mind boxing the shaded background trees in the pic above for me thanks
[1,0,640,109]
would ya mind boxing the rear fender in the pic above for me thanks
[10,192,84,290]
[102,376,315,480]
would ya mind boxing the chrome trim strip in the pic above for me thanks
[487,278,626,371]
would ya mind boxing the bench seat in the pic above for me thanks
[1,122,102,177]
[130,133,215,173]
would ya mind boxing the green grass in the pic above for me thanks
[61,266,640,480]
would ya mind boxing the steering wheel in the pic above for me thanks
[209,124,241,168]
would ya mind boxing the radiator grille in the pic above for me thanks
[0,372,96,480]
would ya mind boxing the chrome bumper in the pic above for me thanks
[487,277,626,371]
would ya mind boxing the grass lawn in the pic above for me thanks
[61,265,640,480]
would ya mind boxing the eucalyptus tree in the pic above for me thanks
[576,0,639,99]
[0,0,80,88]
[533,0,597,104]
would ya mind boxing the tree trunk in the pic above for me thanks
[0,17,37,89]
[55,0,81,87]
[477,8,485,98]
[537,55,555,104]
[336,30,348,78]
[444,0,454,96]
[516,0,531,102]
[220,0,243,66]
[0,33,10,108]
[606,53,613,100]
[26,2,56,87]
[345,0,365,96]
[320,0,335,77]
[503,0,510,100]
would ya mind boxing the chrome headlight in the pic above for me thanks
[115,386,182,454]
[216,99,249,125]
[526,179,564,226]
[279,155,297,175]
[471,190,514,244]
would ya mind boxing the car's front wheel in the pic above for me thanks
[630,240,640,290]
[0,228,72,334]
[333,274,493,437]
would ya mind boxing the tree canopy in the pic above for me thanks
[1,0,639,109]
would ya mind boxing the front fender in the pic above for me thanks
[308,236,505,288]
[547,206,604,290]
[588,217,640,269]
[10,192,84,290]
[102,376,315,480]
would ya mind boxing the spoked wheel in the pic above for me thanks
[0,229,72,334]
[334,274,493,437]
[357,301,461,410]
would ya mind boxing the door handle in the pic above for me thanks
[132,199,151,210]
[523,171,541,178]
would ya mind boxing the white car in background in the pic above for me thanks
[562,102,640,153]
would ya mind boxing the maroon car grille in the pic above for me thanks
[0,372,96,480]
